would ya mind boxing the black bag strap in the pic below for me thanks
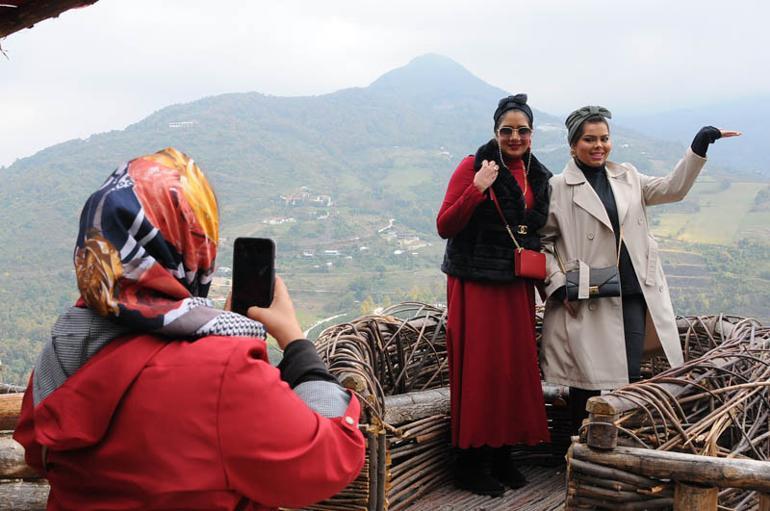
[489,188,523,251]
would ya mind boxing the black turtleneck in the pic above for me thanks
[575,159,642,296]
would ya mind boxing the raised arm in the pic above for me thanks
[436,157,497,238]
[247,277,352,418]
[641,127,741,206]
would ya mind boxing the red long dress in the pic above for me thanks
[437,156,550,448]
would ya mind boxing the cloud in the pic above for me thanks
[1,0,768,166]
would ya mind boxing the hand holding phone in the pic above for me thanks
[231,237,275,316]
[245,276,304,350]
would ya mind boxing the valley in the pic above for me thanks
[0,54,767,386]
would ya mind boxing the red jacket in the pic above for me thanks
[14,334,365,510]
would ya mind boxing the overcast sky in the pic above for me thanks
[1,0,768,167]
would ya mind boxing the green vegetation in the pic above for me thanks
[662,239,770,323]
[0,55,767,385]
[651,179,770,245]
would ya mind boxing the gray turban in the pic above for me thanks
[565,105,612,145]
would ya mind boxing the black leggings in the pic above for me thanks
[622,293,647,382]
[569,294,648,434]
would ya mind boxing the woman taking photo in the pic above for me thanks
[539,106,740,433]
[437,94,551,497]
[14,148,365,510]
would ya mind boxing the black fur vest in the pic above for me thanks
[441,139,552,282]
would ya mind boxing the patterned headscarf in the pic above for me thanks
[75,147,235,335]
[33,148,264,404]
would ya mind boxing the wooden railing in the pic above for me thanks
[566,315,770,510]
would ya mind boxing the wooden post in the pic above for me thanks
[0,393,23,431]
[586,412,617,450]
[376,432,387,511]
[759,493,770,511]
[366,427,378,511]
[584,393,619,450]
[674,481,718,511]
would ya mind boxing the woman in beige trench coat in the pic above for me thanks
[539,105,740,433]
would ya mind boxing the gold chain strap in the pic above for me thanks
[490,147,532,252]
[497,146,531,198]
[489,188,522,251]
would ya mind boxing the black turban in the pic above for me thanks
[493,94,533,127]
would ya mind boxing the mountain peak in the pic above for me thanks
[404,53,467,70]
[368,53,504,98]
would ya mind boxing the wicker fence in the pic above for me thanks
[567,315,770,510]
[307,302,451,511]
[306,302,574,511]
[3,310,767,511]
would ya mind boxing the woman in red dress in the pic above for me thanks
[437,94,551,496]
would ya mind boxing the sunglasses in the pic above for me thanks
[497,126,533,139]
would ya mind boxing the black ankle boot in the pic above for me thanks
[491,446,528,489]
[569,387,601,437]
[454,448,505,497]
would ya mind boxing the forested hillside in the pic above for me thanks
[1,54,767,384]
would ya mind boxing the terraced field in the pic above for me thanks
[652,180,770,244]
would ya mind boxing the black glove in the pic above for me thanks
[690,126,722,157]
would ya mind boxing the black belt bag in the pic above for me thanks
[565,265,620,301]
[557,227,624,301]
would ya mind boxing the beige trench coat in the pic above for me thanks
[539,148,707,389]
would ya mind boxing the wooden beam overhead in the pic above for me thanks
[0,0,99,39]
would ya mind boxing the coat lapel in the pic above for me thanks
[564,160,613,230]
[607,162,632,226]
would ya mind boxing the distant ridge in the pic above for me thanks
[0,52,689,274]
[370,54,505,97]
[618,95,770,176]
[0,53,766,385]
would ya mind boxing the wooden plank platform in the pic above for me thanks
[403,465,566,511]
[1,466,567,511]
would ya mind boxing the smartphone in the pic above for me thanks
[231,237,276,315]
